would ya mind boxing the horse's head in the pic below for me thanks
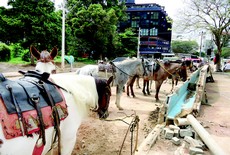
[94,76,113,119]
[178,63,188,82]
[30,46,58,74]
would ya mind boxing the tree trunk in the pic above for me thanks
[30,47,35,65]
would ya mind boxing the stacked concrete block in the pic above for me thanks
[161,125,208,154]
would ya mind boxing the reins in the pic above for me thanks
[104,111,140,155]
[154,60,179,77]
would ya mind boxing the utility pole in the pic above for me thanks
[137,27,141,58]
[61,0,65,69]
[199,31,203,57]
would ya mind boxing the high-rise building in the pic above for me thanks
[119,0,172,58]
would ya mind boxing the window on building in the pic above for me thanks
[151,21,158,25]
[141,29,149,36]
[150,12,159,19]
[131,21,138,27]
[150,28,158,36]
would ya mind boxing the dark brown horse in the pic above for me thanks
[132,59,187,101]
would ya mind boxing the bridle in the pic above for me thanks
[98,85,111,119]
[94,79,112,119]
[37,51,57,74]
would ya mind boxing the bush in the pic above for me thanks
[10,43,25,58]
[21,50,30,62]
[0,43,11,62]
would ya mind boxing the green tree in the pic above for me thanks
[0,0,62,63]
[70,4,119,59]
[176,0,230,71]
[65,0,127,60]
[171,40,199,54]
[221,47,230,58]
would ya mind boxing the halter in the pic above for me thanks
[94,78,112,119]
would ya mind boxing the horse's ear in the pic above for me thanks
[107,76,113,85]
[50,46,58,60]
[30,46,40,60]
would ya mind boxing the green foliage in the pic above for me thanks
[0,0,62,50]
[171,40,199,54]
[221,47,230,58]
[0,43,11,61]
[114,28,138,58]
[21,49,30,62]
[70,4,119,59]
[9,43,25,57]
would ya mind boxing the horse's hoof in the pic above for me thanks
[132,95,136,98]
[148,93,151,95]
[118,106,124,110]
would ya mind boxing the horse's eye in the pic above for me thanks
[51,70,56,74]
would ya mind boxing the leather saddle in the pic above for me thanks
[0,71,63,114]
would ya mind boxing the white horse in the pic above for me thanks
[110,58,147,110]
[0,46,113,155]
[76,64,99,77]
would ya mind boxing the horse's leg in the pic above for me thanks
[149,79,153,91]
[130,76,137,97]
[171,76,175,92]
[115,85,124,110]
[126,79,130,96]
[135,76,141,89]
[126,84,130,96]
[155,80,163,101]
[147,80,151,95]
[142,79,147,95]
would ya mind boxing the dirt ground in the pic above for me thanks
[1,62,230,155]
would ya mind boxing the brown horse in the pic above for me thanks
[130,59,187,101]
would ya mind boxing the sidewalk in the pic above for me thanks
[197,72,230,154]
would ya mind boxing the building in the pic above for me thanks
[119,0,172,58]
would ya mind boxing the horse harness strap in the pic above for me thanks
[23,72,62,155]
[155,60,177,77]
[6,85,26,136]
[19,70,68,93]
[41,82,61,155]
[110,61,136,77]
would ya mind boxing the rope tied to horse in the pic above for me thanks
[155,60,180,77]
[110,60,145,78]
[104,111,140,155]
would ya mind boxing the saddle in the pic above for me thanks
[0,71,68,140]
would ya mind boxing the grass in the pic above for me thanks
[7,56,97,68]
[8,57,31,65]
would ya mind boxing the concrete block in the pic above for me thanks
[172,137,181,145]
[169,124,180,130]
[165,128,174,139]
[184,136,203,149]
[174,129,180,138]
[189,147,204,155]
[180,129,193,137]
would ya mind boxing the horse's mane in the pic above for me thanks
[115,57,140,66]
[50,74,98,119]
